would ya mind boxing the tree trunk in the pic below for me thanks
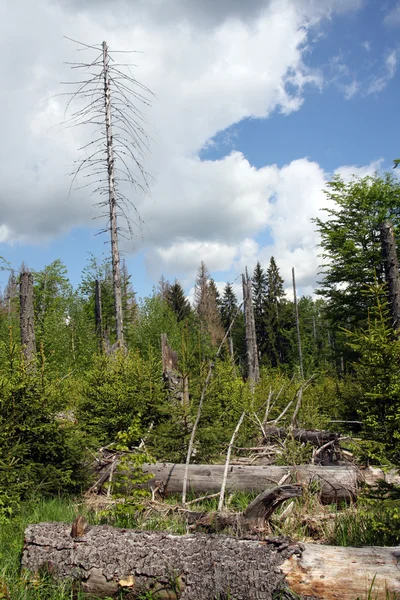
[19,271,36,368]
[22,523,400,600]
[281,542,400,600]
[95,279,104,351]
[113,462,361,503]
[380,221,400,332]
[242,269,259,390]
[103,41,124,348]
[292,267,304,379]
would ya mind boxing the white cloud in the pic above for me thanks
[366,50,398,95]
[384,2,400,26]
[334,159,383,182]
[343,80,359,99]
[0,0,367,298]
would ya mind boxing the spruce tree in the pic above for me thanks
[252,262,268,360]
[265,257,286,366]
[194,262,224,346]
[167,280,191,322]
[220,283,238,330]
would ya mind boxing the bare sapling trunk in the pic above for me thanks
[20,271,36,369]
[181,302,243,505]
[380,221,400,332]
[103,41,124,349]
[218,411,246,511]
[95,279,104,351]
[292,267,304,378]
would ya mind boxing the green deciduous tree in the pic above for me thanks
[314,173,400,330]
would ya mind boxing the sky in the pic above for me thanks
[1,0,400,301]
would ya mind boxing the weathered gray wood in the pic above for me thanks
[281,543,400,600]
[103,41,124,348]
[242,269,260,390]
[380,221,400,332]
[292,267,304,379]
[22,523,301,599]
[19,271,36,367]
[137,463,359,503]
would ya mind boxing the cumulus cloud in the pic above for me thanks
[0,0,366,296]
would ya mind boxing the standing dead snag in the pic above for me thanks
[20,271,36,368]
[380,221,400,332]
[60,38,152,349]
[242,268,260,390]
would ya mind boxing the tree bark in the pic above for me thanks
[19,271,36,368]
[95,279,104,351]
[292,267,304,379]
[22,523,400,600]
[242,269,259,391]
[263,426,340,447]
[22,522,302,600]
[380,221,400,332]
[103,41,124,348]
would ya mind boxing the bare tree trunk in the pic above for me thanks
[292,267,304,379]
[19,271,36,369]
[242,268,259,391]
[95,279,104,352]
[103,41,124,348]
[380,221,400,332]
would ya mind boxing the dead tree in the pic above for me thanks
[59,39,152,348]
[23,523,400,599]
[19,271,36,368]
[292,267,304,378]
[380,221,400,332]
[94,279,104,351]
[242,268,260,390]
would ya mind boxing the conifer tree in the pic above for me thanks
[194,262,224,346]
[252,262,268,360]
[265,256,286,366]
[167,280,191,322]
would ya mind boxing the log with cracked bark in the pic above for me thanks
[22,523,400,600]
[22,522,301,599]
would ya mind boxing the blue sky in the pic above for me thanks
[1,0,400,301]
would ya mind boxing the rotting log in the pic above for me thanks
[263,426,340,447]
[133,463,360,503]
[22,523,400,600]
[281,543,400,600]
[93,460,400,504]
[22,522,301,600]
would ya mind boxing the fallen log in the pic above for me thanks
[22,523,400,600]
[263,426,339,447]
[22,522,301,599]
[281,543,400,600]
[138,463,359,503]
